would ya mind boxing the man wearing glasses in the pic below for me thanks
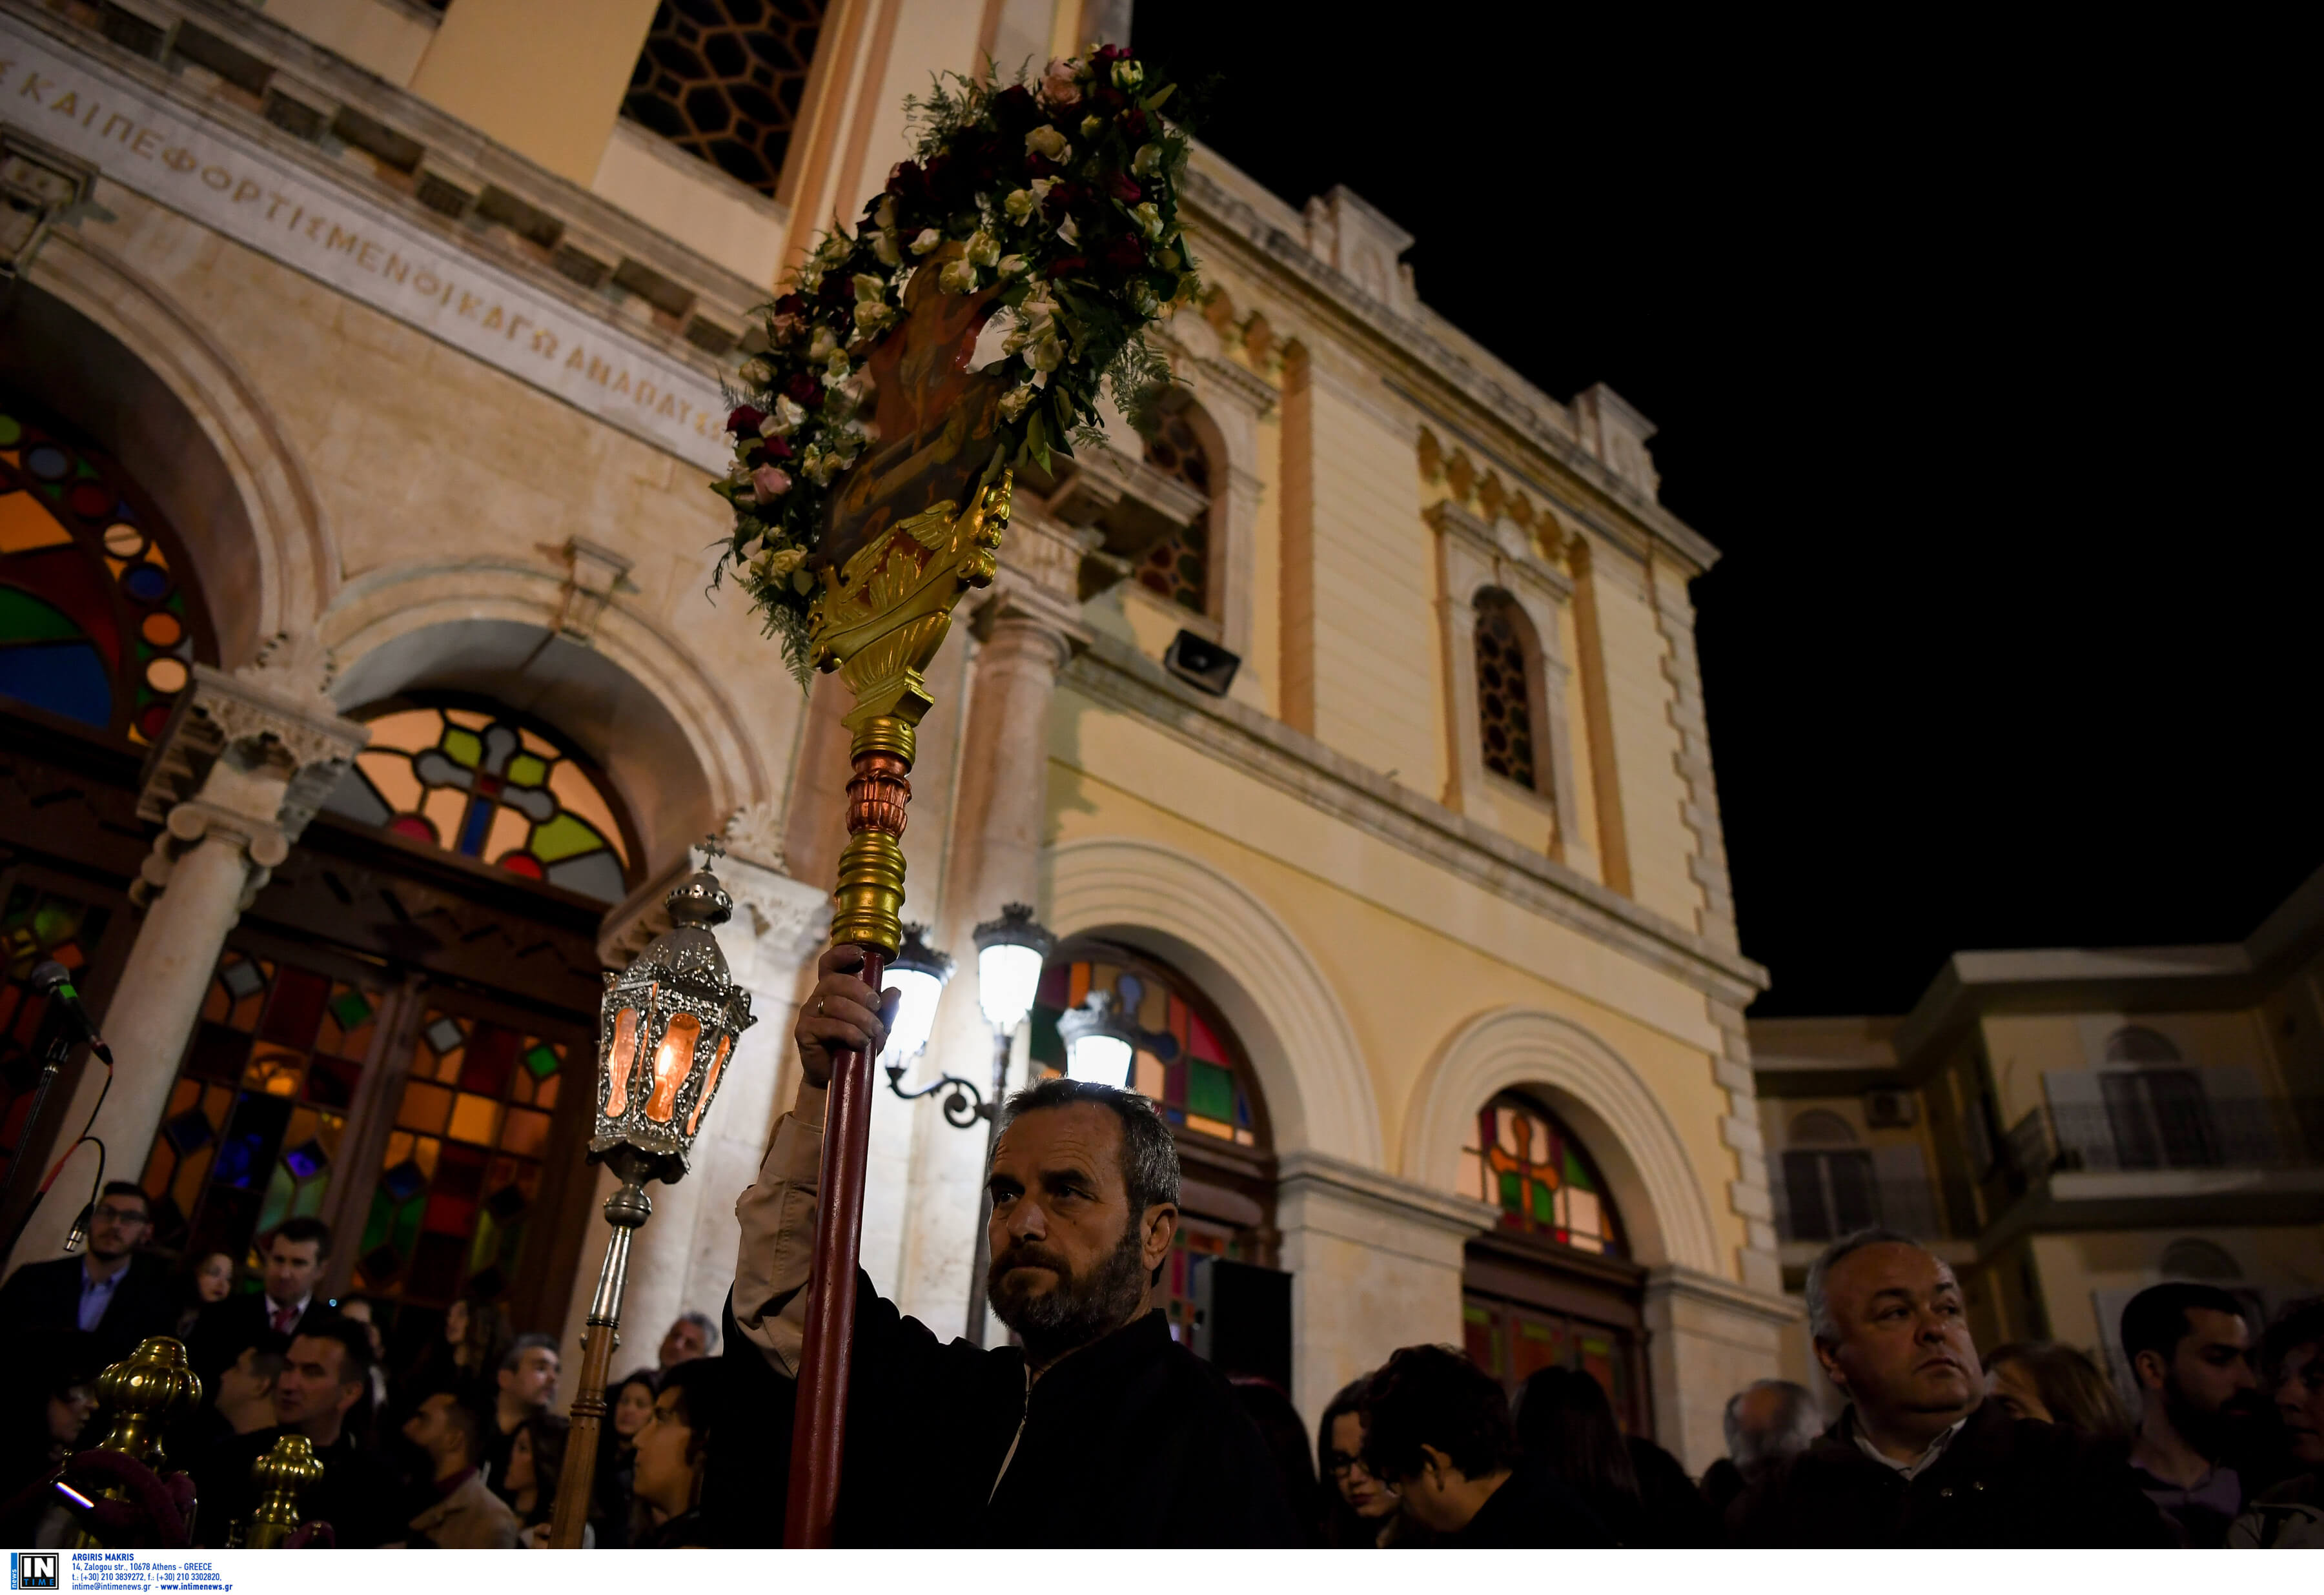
[0,1180,178,1360]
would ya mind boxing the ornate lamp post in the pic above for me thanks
[881,924,983,1128]
[961,903,1054,1342]
[1059,990,1137,1086]
[546,845,755,1549]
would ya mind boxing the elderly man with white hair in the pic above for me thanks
[1729,1228,2172,1547]
[1701,1379,1822,1516]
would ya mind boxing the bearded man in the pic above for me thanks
[2122,1282,2269,1545]
[724,948,1298,1547]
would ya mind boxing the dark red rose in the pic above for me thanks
[888,159,933,209]
[1049,254,1088,275]
[760,433,794,462]
[1106,172,1141,202]
[728,405,766,435]
[1121,107,1150,141]
[773,293,808,318]
[1095,85,1128,115]
[1094,43,1131,63]
[1024,152,1057,179]
[1045,179,1087,217]
[1101,234,1146,269]
[783,371,822,406]
[993,85,1039,130]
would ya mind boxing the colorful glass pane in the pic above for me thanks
[1029,951,1263,1150]
[1461,1093,1624,1256]
[1136,409,1212,615]
[1476,594,1537,789]
[0,398,217,745]
[323,701,635,902]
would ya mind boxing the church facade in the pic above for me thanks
[0,0,1787,1468]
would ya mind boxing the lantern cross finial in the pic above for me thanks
[698,833,727,864]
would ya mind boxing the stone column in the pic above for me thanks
[1274,1152,1494,1428]
[1643,1265,1799,1472]
[894,513,1089,1335]
[8,660,365,1270]
[555,822,828,1382]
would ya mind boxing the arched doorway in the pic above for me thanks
[1458,1090,1651,1433]
[1026,942,1276,1345]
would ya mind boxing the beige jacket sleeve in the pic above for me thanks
[731,1080,826,1376]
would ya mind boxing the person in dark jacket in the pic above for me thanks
[183,1217,331,1390]
[1361,1344,1611,1547]
[1731,1229,2170,1547]
[1702,1378,1822,1516]
[194,1316,400,1548]
[724,948,1300,1548]
[1513,1366,1649,1543]
[0,1182,178,1362]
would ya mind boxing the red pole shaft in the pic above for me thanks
[781,944,883,1547]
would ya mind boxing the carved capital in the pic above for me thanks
[720,798,787,875]
[138,664,369,843]
[600,847,829,970]
[130,799,291,913]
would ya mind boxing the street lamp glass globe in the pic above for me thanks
[880,965,945,1068]
[1065,1031,1134,1086]
[977,942,1045,1033]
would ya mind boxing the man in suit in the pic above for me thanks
[185,1216,331,1390]
[193,1316,398,1547]
[0,1180,177,1361]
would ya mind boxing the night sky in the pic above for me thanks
[1129,11,2313,1016]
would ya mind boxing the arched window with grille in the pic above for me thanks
[1137,403,1216,618]
[323,698,640,903]
[1029,946,1272,1345]
[1473,590,1540,791]
[0,396,218,746]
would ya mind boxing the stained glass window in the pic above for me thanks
[1029,954,1259,1147]
[1460,1094,1624,1255]
[1137,409,1213,615]
[1,884,114,1188]
[0,401,217,745]
[323,702,636,903]
[1475,593,1536,789]
[358,1010,567,1306]
[623,0,829,197]
[1463,1295,1644,1434]
[140,950,384,1268]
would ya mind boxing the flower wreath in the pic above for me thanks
[710,47,1201,683]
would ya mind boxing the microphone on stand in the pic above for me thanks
[30,962,113,1065]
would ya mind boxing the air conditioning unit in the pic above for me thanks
[1864,1089,1918,1129]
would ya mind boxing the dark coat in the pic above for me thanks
[183,1292,315,1392]
[726,1272,1301,1548]
[0,1254,178,1363]
[1447,1465,1616,1547]
[1629,1434,1721,1547]
[191,1424,403,1549]
[1729,1401,2175,1548]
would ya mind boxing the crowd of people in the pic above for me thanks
[0,1181,730,1549]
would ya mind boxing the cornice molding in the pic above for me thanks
[1059,634,1766,1005]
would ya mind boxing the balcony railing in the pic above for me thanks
[2007,1094,2324,1180]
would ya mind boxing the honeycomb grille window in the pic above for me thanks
[1475,593,1537,789]
[623,0,827,197]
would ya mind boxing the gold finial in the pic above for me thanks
[91,1337,203,1471]
[244,1434,325,1549]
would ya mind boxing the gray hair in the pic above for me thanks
[1723,1379,1820,1471]
[997,1076,1181,1214]
[1804,1228,1927,1345]
[500,1331,559,1373]
[677,1309,719,1355]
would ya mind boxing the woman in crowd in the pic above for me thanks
[635,1359,720,1548]
[172,1252,235,1338]
[1316,1376,1408,1547]
[1983,1341,2134,1445]
[589,1372,657,1547]
[2229,1298,2324,1549]
[504,1412,571,1540]
[1229,1377,1323,1545]
[0,1331,103,1544]
[404,1292,513,1419]
[1514,1366,1647,1545]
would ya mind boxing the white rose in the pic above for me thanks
[1025,328,1064,373]
[808,327,837,361]
[764,397,806,436]
[937,258,977,294]
[816,235,852,269]
[998,384,1036,420]
[1081,114,1103,139]
[1024,125,1070,162]
[965,231,1000,267]
[1130,281,1158,316]
[996,254,1029,279]
[909,227,943,256]
[1004,189,1037,224]
[1132,143,1163,178]
[1056,215,1079,246]
[1030,177,1057,200]
[853,272,887,302]
[739,358,771,385]
[1112,59,1144,91]
[873,229,901,266]
[874,195,897,231]
[853,299,893,332]
[825,349,852,382]
[1131,201,1163,240]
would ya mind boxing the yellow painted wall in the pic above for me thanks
[1588,546,1697,928]
[411,0,660,185]
[2030,1226,2324,1354]
[1044,686,1747,1272]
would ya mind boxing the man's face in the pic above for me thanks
[660,1317,707,1367]
[2143,1306,2261,1452]
[2272,1341,2324,1467]
[218,1348,274,1410]
[1388,1447,1469,1534]
[1814,1243,1982,1423]
[501,1347,559,1410]
[273,1336,357,1438]
[402,1392,458,1459]
[85,1194,150,1262]
[262,1237,322,1305]
[985,1103,1173,1359]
